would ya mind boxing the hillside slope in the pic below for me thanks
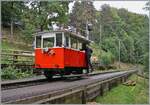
[2,27,33,51]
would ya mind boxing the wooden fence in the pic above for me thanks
[1,50,34,69]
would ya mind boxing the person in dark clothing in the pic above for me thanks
[82,43,94,73]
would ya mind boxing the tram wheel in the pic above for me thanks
[77,69,83,74]
[44,70,53,80]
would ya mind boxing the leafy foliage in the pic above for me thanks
[143,53,149,72]
[22,1,69,42]
[143,1,150,10]
[101,51,115,65]
[93,4,149,71]
[2,66,34,80]
[1,1,25,26]
[2,1,69,42]
[70,1,96,36]
[22,1,69,31]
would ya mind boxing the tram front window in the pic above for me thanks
[36,36,41,48]
[56,33,62,47]
[43,37,54,48]
[71,37,77,49]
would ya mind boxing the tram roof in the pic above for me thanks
[34,30,92,43]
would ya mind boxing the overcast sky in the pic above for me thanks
[69,1,149,16]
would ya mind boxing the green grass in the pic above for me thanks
[2,27,32,51]
[2,40,32,51]
[96,75,149,104]
[2,40,16,50]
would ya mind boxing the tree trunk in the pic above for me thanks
[40,25,43,31]
[10,19,14,43]
[10,2,14,43]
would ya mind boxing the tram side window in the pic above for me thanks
[56,33,62,47]
[71,37,77,49]
[43,37,54,48]
[78,42,82,50]
[36,36,41,48]
[65,36,69,47]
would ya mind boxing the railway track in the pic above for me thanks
[2,69,137,104]
[1,70,120,90]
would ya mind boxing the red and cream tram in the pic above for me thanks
[34,30,91,79]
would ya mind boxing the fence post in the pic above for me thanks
[82,88,87,104]
[13,51,18,64]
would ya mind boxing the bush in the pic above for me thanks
[101,51,115,66]
[1,66,17,80]
[1,66,34,80]
[143,53,149,72]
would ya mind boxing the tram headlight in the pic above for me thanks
[43,47,49,52]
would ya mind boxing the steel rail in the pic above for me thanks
[1,70,122,90]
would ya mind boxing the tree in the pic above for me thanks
[23,1,69,31]
[21,0,69,42]
[2,1,25,41]
[143,1,150,10]
[93,4,149,67]
[69,1,96,37]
